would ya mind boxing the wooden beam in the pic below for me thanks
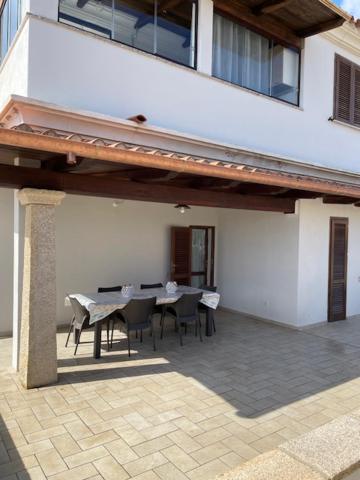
[253,0,294,16]
[296,17,345,38]
[214,0,302,49]
[1,128,360,199]
[323,196,356,205]
[0,164,296,213]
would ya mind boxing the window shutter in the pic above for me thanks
[328,218,348,322]
[354,67,360,127]
[334,55,353,124]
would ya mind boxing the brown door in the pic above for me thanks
[328,217,348,322]
[170,227,192,285]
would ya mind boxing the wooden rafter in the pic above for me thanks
[1,128,360,199]
[0,164,296,213]
[296,17,345,38]
[252,0,294,16]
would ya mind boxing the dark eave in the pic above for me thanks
[214,0,351,49]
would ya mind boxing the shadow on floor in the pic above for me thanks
[56,311,360,420]
[0,415,32,479]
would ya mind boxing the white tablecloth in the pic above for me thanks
[68,286,220,325]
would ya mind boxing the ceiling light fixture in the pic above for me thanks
[175,204,191,214]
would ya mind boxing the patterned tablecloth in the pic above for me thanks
[68,286,220,325]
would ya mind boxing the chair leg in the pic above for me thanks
[127,332,131,357]
[140,329,143,343]
[110,319,115,348]
[213,316,216,333]
[177,320,183,347]
[161,316,165,339]
[152,322,156,351]
[65,318,74,347]
[74,326,83,355]
[198,315,203,342]
[106,319,110,351]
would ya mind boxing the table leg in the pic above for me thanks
[94,321,102,359]
[206,308,214,337]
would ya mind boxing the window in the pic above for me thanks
[212,13,300,106]
[59,0,197,68]
[334,54,360,128]
[0,0,23,64]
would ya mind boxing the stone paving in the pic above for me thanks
[2,311,360,479]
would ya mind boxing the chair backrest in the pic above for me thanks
[200,285,217,292]
[122,297,157,329]
[174,292,203,318]
[69,296,90,329]
[140,283,163,290]
[98,285,123,293]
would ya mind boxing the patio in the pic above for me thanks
[2,311,360,480]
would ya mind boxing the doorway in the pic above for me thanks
[170,226,215,287]
[328,217,348,322]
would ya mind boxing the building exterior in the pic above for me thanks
[1,0,360,384]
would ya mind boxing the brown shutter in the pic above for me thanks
[354,67,360,127]
[170,227,191,285]
[334,55,353,124]
[328,218,348,322]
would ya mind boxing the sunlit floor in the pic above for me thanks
[2,311,360,479]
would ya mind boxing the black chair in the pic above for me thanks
[97,286,124,348]
[66,297,95,355]
[199,285,217,333]
[140,283,165,326]
[120,297,157,357]
[162,292,203,346]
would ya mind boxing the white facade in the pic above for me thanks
[0,0,360,337]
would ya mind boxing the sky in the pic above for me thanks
[334,0,360,18]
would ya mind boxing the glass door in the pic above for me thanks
[190,226,215,288]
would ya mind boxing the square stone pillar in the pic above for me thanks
[18,188,66,389]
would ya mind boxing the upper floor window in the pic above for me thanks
[334,54,360,128]
[59,0,197,68]
[212,13,300,106]
[0,0,22,64]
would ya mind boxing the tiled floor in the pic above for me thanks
[2,311,360,480]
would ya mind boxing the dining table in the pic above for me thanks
[68,285,220,358]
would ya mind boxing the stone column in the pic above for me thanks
[18,188,66,389]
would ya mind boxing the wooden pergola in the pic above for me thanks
[1,124,360,214]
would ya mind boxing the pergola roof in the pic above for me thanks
[214,0,352,48]
[1,124,360,213]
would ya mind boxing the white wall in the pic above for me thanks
[217,209,300,327]
[0,21,29,112]
[297,199,360,327]
[55,195,219,326]
[0,189,14,336]
[19,15,360,174]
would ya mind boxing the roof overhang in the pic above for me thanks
[1,96,360,214]
[214,0,352,49]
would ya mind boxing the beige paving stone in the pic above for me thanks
[0,439,10,464]
[167,430,202,454]
[51,432,81,457]
[216,450,324,480]
[17,466,46,480]
[124,452,168,477]
[191,443,231,465]
[93,454,129,480]
[8,439,54,459]
[187,458,229,480]
[77,407,103,426]
[0,454,38,477]
[222,437,259,461]
[249,433,284,453]
[220,452,244,469]
[280,415,360,479]
[195,427,232,447]
[65,420,93,441]
[124,413,152,431]
[155,462,188,480]
[17,415,43,435]
[32,404,56,421]
[173,418,203,437]
[141,422,178,440]
[47,463,98,480]
[162,445,199,472]
[36,448,68,476]
[77,430,119,450]
[64,445,109,469]
[132,471,161,480]
[133,436,173,457]
[115,425,147,446]
[26,425,66,443]
[105,438,139,464]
